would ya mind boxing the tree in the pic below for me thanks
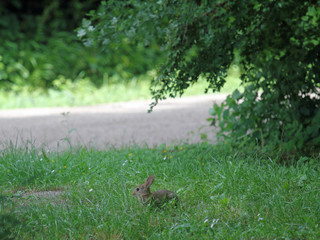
[79,0,320,155]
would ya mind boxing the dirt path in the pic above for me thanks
[0,94,226,150]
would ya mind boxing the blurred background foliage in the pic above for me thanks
[0,0,165,92]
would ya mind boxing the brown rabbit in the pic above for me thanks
[132,175,178,206]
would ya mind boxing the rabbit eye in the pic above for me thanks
[136,188,140,191]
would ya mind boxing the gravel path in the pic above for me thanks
[0,94,226,150]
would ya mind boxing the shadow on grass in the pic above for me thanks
[0,194,21,240]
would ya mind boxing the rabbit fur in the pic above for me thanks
[132,175,178,206]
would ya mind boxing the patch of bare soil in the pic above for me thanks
[21,190,64,198]
[12,190,66,207]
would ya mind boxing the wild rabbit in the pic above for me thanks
[132,175,178,206]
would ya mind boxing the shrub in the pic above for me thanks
[81,0,320,156]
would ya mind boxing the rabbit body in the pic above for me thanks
[132,175,178,205]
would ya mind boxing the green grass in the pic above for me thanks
[1,143,319,239]
[0,70,241,110]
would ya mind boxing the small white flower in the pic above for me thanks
[163,157,167,160]
[40,158,43,161]
[210,218,219,228]
[89,188,93,192]
[257,214,263,221]
[122,160,128,166]
[51,170,55,173]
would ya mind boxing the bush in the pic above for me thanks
[207,1,320,156]
[81,0,320,156]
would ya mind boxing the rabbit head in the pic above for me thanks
[132,175,155,204]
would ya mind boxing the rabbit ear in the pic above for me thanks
[145,175,155,188]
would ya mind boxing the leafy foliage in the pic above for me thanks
[0,0,162,91]
[81,0,320,155]
[208,1,320,155]
[79,1,236,105]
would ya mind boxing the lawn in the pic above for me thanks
[1,143,319,239]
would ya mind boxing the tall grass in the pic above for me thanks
[1,143,319,239]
